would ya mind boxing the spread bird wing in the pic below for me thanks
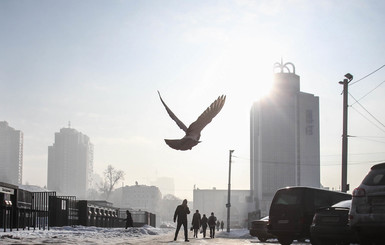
[158,91,188,132]
[187,95,226,136]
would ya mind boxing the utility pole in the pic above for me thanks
[339,73,353,193]
[226,150,234,232]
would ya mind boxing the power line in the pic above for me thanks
[350,64,385,86]
[350,136,385,145]
[349,93,385,129]
[239,155,385,166]
[322,160,385,167]
[322,152,385,157]
[350,106,385,134]
[351,136,385,138]
[235,151,385,161]
[351,79,385,105]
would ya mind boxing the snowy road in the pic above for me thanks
[139,232,310,245]
[0,226,310,244]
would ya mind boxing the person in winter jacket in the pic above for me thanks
[124,210,133,229]
[173,199,191,242]
[208,212,217,238]
[220,220,224,231]
[200,214,208,238]
[191,210,201,238]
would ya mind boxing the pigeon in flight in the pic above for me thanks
[158,91,226,150]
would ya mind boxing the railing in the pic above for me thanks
[31,192,56,230]
[119,210,156,227]
[1,185,156,231]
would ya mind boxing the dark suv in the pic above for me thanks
[349,162,385,244]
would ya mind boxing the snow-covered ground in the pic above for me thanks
[0,225,173,244]
[0,226,256,244]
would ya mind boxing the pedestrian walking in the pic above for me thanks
[220,220,224,231]
[191,210,201,238]
[200,214,208,238]
[173,199,191,242]
[208,212,217,238]
[124,210,133,229]
[216,220,220,231]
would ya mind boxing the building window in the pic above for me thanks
[306,126,313,135]
[306,110,313,123]
[305,110,314,135]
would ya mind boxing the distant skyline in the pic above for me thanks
[0,121,23,185]
[47,127,93,198]
[1,0,385,201]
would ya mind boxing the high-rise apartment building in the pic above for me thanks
[250,61,320,216]
[47,127,93,198]
[0,121,23,185]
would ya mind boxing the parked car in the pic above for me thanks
[350,162,385,244]
[249,216,276,242]
[310,199,357,245]
[268,186,351,245]
[159,222,175,228]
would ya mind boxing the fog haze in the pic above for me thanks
[1,0,385,200]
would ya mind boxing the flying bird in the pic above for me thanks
[158,91,226,151]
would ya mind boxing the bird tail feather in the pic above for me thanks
[164,139,183,150]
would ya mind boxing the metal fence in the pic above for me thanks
[1,183,156,231]
[49,196,78,227]
[118,210,156,227]
[1,182,18,231]
[15,188,32,230]
[77,200,121,227]
[31,192,57,230]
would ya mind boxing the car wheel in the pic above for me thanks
[278,236,293,245]
[257,236,267,242]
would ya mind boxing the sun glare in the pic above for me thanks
[252,78,273,100]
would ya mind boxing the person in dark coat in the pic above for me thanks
[208,212,217,238]
[216,220,220,231]
[200,214,208,238]
[220,220,224,231]
[125,210,133,229]
[191,210,201,238]
[173,199,191,242]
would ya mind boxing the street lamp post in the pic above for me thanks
[339,73,353,193]
[226,150,234,232]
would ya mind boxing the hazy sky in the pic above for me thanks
[1,0,384,201]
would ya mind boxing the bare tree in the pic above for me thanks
[99,165,125,200]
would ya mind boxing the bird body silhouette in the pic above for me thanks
[158,91,226,150]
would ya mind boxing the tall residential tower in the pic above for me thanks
[0,121,23,185]
[47,126,93,198]
[250,61,320,216]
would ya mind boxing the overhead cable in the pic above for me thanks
[351,79,385,105]
[350,106,385,134]
[350,64,385,86]
[349,93,385,129]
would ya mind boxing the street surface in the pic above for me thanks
[0,227,314,245]
[135,230,309,245]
